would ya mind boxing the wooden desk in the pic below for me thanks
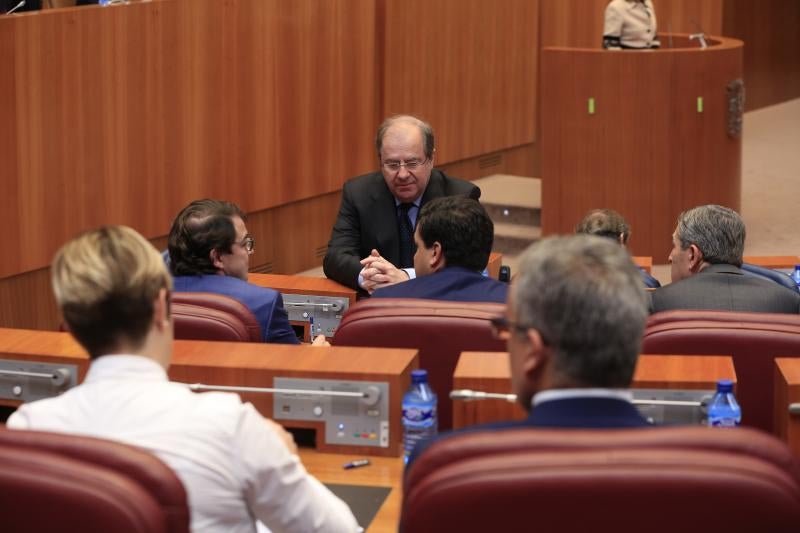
[633,256,653,274]
[487,252,502,279]
[452,352,735,428]
[0,328,418,456]
[743,256,800,270]
[774,358,800,458]
[300,448,403,533]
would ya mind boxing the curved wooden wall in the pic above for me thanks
[541,34,743,259]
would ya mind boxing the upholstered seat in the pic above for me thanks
[403,426,800,533]
[741,262,799,293]
[643,310,800,433]
[172,291,262,342]
[332,298,506,430]
[0,427,189,533]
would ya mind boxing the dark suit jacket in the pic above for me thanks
[407,396,649,468]
[650,263,800,314]
[172,275,299,344]
[371,266,508,303]
[323,169,480,290]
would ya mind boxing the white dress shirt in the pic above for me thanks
[603,0,660,49]
[7,355,359,533]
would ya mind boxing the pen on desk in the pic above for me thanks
[343,459,370,470]
[309,316,315,343]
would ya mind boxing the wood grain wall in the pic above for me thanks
[0,0,377,279]
[723,0,800,110]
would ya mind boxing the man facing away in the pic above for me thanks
[371,196,507,303]
[168,199,325,345]
[651,204,800,314]
[409,235,651,467]
[7,225,358,533]
[323,114,480,294]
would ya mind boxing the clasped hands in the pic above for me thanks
[359,249,409,294]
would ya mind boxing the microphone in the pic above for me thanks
[185,382,382,406]
[450,389,518,403]
[5,0,26,14]
[689,18,708,49]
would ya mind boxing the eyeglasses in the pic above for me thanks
[236,234,255,254]
[381,158,429,172]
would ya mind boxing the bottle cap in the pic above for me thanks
[411,369,429,384]
[716,379,734,393]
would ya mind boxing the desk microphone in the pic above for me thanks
[450,389,518,402]
[5,0,26,14]
[689,18,708,49]
[185,382,382,406]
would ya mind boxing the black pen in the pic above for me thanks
[343,459,370,470]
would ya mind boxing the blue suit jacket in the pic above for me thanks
[172,275,299,345]
[371,266,508,303]
[407,397,649,468]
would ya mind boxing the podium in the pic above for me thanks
[541,34,744,258]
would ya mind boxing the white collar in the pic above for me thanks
[84,354,168,384]
[532,388,633,407]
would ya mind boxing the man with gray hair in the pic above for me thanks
[651,204,800,313]
[408,235,651,467]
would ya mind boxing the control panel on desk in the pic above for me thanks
[282,294,349,339]
[273,377,390,450]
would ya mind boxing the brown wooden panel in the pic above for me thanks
[539,0,722,48]
[437,143,538,181]
[0,0,377,278]
[723,0,800,110]
[540,35,742,258]
[382,0,538,165]
[774,358,800,458]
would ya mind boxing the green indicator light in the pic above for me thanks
[697,96,704,113]
[588,97,595,115]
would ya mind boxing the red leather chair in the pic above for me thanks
[643,310,800,434]
[0,427,189,533]
[332,298,506,430]
[172,292,262,342]
[403,426,800,533]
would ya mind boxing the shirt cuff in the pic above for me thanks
[402,268,416,280]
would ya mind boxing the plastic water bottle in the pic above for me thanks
[707,379,741,427]
[791,265,800,291]
[402,369,438,463]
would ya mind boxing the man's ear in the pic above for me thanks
[153,288,170,332]
[210,248,224,270]
[430,241,445,272]
[522,328,548,380]
[688,244,704,271]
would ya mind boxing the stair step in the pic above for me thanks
[474,174,541,210]
[493,222,541,240]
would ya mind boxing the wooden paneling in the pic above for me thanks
[539,0,723,48]
[438,143,538,181]
[0,0,377,278]
[0,193,344,331]
[723,0,800,110]
[540,35,742,258]
[382,0,538,165]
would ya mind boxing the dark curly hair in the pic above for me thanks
[416,196,492,272]
[168,199,246,276]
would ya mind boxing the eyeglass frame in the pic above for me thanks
[489,315,549,345]
[235,234,255,255]
[380,157,431,172]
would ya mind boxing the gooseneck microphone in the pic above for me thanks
[5,0,26,14]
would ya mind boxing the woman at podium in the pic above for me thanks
[602,0,660,50]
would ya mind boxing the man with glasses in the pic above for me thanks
[323,114,480,293]
[168,199,307,344]
[407,235,651,467]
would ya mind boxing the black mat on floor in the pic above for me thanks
[325,483,392,529]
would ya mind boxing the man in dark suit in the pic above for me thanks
[651,204,800,314]
[371,196,507,303]
[408,235,651,467]
[323,115,480,293]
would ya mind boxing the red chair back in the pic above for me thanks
[172,292,262,342]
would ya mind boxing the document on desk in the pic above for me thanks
[325,483,391,530]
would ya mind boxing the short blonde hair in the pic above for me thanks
[52,226,172,358]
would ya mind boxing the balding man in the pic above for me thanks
[651,204,800,313]
[323,115,480,293]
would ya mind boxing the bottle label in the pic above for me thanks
[710,417,740,427]
[402,405,436,426]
